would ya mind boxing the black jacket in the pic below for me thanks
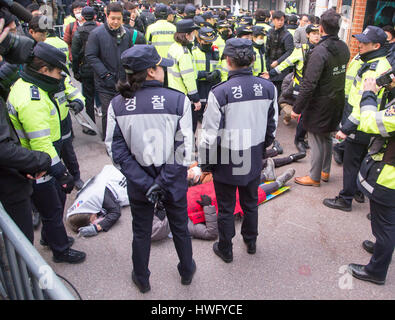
[122,25,147,45]
[85,23,134,95]
[71,21,99,79]
[0,98,51,203]
[265,26,294,82]
[140,9,156,28]
[293,35,350,133]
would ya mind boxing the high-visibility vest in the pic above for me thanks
[252,46,267,76]
[145,19,176,59]
[45,36,70,64]
[167,42,198,97]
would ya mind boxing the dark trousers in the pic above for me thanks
[81,77,95,123]
[213,176,260,254]
[2,197,34,244]
[365,200,395,280]
[339,140,368,205]
[129,193,194,287]
[32,179,69,255]
[60,137,80,181]
[98,91,116,140]
[295,115,307,142]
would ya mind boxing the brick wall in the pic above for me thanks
[349,0,367,58]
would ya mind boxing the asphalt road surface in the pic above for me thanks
[34,107,394,300]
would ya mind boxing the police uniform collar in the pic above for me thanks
[360,46,388,63]
[141,80,164,88]
[20,66,63,94]
[228,67,253,79]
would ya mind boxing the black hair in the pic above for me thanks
[27,3,40,13]
[320,9,340,36]
[117,69,150,98]
[308,14,316,23]
[107,2,123,14]
[174,32,190,46]
[142,2,150,10]
[383,25,395,40]
[272,10,285,20]
[229,48,255,67]
[28,15,47,32]
[28,56,56,72]
[254,8,269,21]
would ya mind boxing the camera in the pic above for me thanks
[0,1,34,64]
[91,0,106,23]
[376,67,395,87]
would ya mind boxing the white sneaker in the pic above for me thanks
[95,107,102,117]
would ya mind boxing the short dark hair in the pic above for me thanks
[28,15,47,33]
[107,2,123,15]
[28,56,56,72]
[124,2,138,11]
[320,9,340,35]
[67,214,92,233]
[27,3,40,13]
[272,10,285,20]
[383,25,395,40]
[255,8,270,21]
[308,14,316,23]
[174,32,190,46]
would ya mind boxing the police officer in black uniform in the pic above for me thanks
[105,45,196,293]
[198,38,277,262]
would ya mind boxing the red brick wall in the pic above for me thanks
[349,0,367,58]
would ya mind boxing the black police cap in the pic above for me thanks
[33,42,70,75]
[176,19,200,33]
[223,38,254,58]
[198,27,217,42]
[82,6,95,20]
[121,45,173,74]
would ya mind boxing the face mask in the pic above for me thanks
[254,39,265,45]
[75,13,82,21]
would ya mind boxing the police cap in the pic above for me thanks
[194,15,206,27]
[305,24,319,34]
[252,25,266,37]
[198,27,218,42]
[33,42,70,75]
[155,3,168,18]
[238,16,253,26]
[217,20,231,29]
[121,45,173,74]
[176,19,200,33]
[202,11,214,20]
[223,38,253,58]
[184,4,196,17]
[353,26,388,46]
[236,25,253,37]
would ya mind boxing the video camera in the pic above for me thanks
[376,67,395,87]
[0,0,34,64]
[91,0,106,23]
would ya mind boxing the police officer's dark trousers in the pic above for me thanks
[81,77,95,123]
[295,115,307,142]
[129,193,194,287]
[2,197,34,243]
[32,178,69,255]
[213,176,260,254]
[365,200,395,280]
[339,139,368,205]
[60,114,81,181]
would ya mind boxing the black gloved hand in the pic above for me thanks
[196,194,212,207]
[103,73,116,89]
[58,172,75,194]
[68,101,84,115]
[206,70,221,83]
[154,200,166,221]
[74,72,81,81]
[197,70,208,80]
[146,183,165,204]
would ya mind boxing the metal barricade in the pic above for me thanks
[0,203,75,300]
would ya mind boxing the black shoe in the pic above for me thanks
[41,236,74,248]
[323,196,352,212]
[295,140,306,153]
[244,240,256,254]
[180,259,196,285]
[301,140,310,150]
[82,128,97,136]
[289,152,306,162]
[362,240,375,254]
[367,213,371,220]
[131,271,151,293]
[53,248,86,264]
[272,140,283,154]
[347,264,385,285]
[213,242,233,263]
[74,179,84,191]
[354,191,365,203]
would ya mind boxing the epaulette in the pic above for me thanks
[369,61,379,71]
[30,85,40,101]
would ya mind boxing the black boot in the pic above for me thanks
[347,264,385,285]
[362,240,375,254]
[53,248,86,264]
[323,196,352,212]
[289,152,306,162]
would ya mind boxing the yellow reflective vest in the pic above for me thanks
[145,19,176,59]
[45,36,70,64]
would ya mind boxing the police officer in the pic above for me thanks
[251,26,267,77]
[192,27,221,124]
[45,28,70,64]
[324,26,391,211]
[7,42,86,263]
[105,45,196,293]
[167,19,201,132]
[198,38,278,262]
[145,3,176,59]
[347,76,395,285]
[214,20,233,56]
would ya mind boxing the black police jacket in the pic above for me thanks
[293,35,350,133]
[0,98,51,203]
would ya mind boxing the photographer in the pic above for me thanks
[0,17,51,243]
[347,75,395,286]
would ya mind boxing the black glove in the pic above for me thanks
[197,70,208,80]
[206,70,221,83]
[68,101,83,115]
[57,172,74,194]
[145,183,165,204]
[103,73,116,89]
[74,72,81,81]
[196,194,212,207]
[154,200,166,221]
